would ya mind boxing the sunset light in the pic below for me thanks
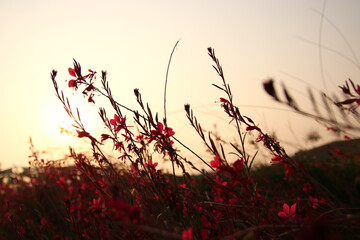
[1,0,358,169]
[1,1,360,238]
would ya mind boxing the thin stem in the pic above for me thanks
[164,40,180,123]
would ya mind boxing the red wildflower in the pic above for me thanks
[302,183,312,193]
[220,98,229,104]
[110,114,121,126]
[214,176,227,187]
[153,122,175,137]
[110,114,131,134]
[210,154,221,169]
[278,203,301,222]
[145,159,158,173]
[98,177,107,190]
[309,196,326,209]
[182,227,193,240]
[149,122,175,148]
[68,67,79,89]
[68,79,78,88]
[89,197,103,213]
[39,217,49,230]
[271,154,285,164]
[284,162,295,177]
[107,198,141,222]
[334,148,344,158]
[232,158,243,173]
[101,134,112,142]
[76,130,99,143]
[56,177,66,187]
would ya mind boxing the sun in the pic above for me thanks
[42,99,100,146]
[44,106,78,144]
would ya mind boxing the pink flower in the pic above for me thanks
[68,68,79,88]
[309,196,326,209]
[145,159,158,173]
[232,158,243,173]
[309,196,319,209]
[182,227,193,240]
[220,98,229,104]
[40,217,49,230]
[110,114,129,132]
[210,155,221,169]
[89,197,103,213]
[214,176,227,187]
[100,133,112,142]
[278,203,300,222]
[334,149,344,158]
[271,155,285,164]
[148,122,175,148]
[68,79,78,88]
[56,177,66,186]
[302,183,312,193]
[152,122,175,137]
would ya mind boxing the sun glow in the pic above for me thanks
[44,107,78,144]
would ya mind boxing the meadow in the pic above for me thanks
[1,47,359,239]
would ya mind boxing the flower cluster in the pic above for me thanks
[2,47,358,239]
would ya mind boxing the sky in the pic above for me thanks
[0,0,359,171]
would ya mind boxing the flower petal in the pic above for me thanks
[68,68,76,77]
[157,122,164,132]
[283,203,289,214]
[290,203,297,215]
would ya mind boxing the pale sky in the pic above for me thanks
[1,0,359,170]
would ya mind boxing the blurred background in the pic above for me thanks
[0,0,359,170]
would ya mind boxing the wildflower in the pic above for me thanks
[76,130,99,143]
[68,79,78,88]
[151,122,175,138]
[334,148,344,158]
[56,177,66,187]
[89,197,103,213]
[100,134,112,142]
[232,158,243,173]
[39,217,49,230]
[210,154,221,169]
[98,177,107,190]
[271,154,285,164]
[309,196,326,209]
[302,183,312,193]
[284,163,295,177]
[68,68,79,89]
[148,122,175,151]
[107,198,141,222]
[214,175,227,187]
[278,203,301,222]
[110,114,129,132]
[220,98,229,104]
[182,227,193,240]
[145,159,158,173]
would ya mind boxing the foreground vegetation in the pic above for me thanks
[1,46,359,239]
